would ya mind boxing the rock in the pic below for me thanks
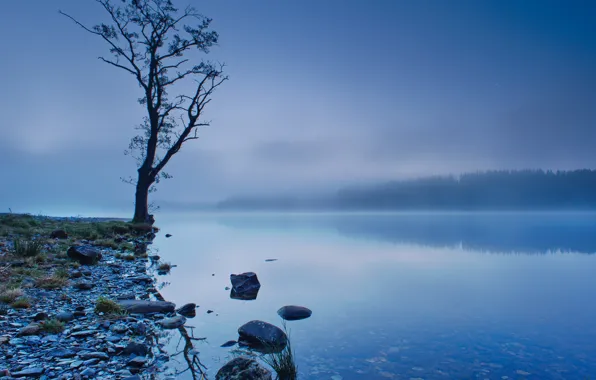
[237,320,288,353]
[127,275,153,284]
[123,342,149,356]
[127,356,147,368]
[70,270,83,278]
[221,340,237,347]
[50,229,68,239]
[79,351,109,360]
[265,259,277,262]
[207,310,214,314]
[18,323,41,336]
[71,330,96,338]
[116,293,136,300]
[55,311,74,322]
[176,303,196,317]
[117,300,175,314]
[149,255,160,261]
[230,272,261,301]
[277,305,312,321]
[110,323,128,334]
[158,315,186,329]
[216,356,272,380]
[11,367,44,378]
[165,234,172,238]
[49,348,76,358]
[80,368,96,377]
[33,312,49,321]
[67,245,102,265]
[74,281,94,291]
[0,369,10,377]
[122,376,142,380]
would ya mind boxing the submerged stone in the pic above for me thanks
[237,320,287,353]
[216,356,272,380]
[277,305,312,321]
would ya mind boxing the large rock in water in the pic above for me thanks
[238,320,287,353]
[277,305,312,321]
[176,303,197,318]
[230,272,260,301]
[67,245,102,265]
[117,300,175,314]
[216,357,272,380]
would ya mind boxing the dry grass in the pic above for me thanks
[35,275,69,290]
[11,297,31,309]
[0,287,24,303]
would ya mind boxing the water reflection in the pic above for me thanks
[213,212,596,254]
[152,212,596,379]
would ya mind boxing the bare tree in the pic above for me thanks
[61,0,227,223]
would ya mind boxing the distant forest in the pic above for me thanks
[216,170,596,210]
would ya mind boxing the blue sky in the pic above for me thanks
[0,0,595,214]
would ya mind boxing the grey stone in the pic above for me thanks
[48,348,76,358]
[158,315,186,329]
[67,245,102,265]
[215,357,272,380]
[109,323,128,334]
[74,281,94,290]
[79,351,109,360]
[11,367,44,378]
[277,305,312,321]
[50,229,68,239]
[18,323,41,336]
[230,272,260,300]
[238,320,288,353]
[71,330,96,338]
[55,311,74,322]
[80,368,96,377]
[127,356,147,367]
[117,300,175,314]
[176,303,196,317]
[123,342,149,356]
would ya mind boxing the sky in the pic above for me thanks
[0,0,595,215]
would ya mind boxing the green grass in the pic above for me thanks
[54,267,69,279]
[95,296,125,315]
[261,321,298,380]
[12,239,44,257]
[11,297,31,309]
[41,319,65,334]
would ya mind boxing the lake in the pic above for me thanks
[150,212,596,379]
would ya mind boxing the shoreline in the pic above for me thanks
[0,214,179,379]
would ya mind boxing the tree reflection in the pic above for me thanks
[171,325,209,379]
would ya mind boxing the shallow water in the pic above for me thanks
[152,212,596,379]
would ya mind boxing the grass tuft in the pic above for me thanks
[41,318,65,334]
[95,296,125,315]
[11,297,31,309]
[0,287,24,303]
[35,275,68,290]
[12,239,44,257]
[261,321,298,380]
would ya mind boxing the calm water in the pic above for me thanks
[150,212,596,379]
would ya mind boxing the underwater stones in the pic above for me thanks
[158,315,186,329]
[237,320,287,353]
[230,272,261,301]
[277,305,312,321]
[216,356,272,380]
[67,245,102,265]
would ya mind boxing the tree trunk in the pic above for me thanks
[132,174,151,224]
